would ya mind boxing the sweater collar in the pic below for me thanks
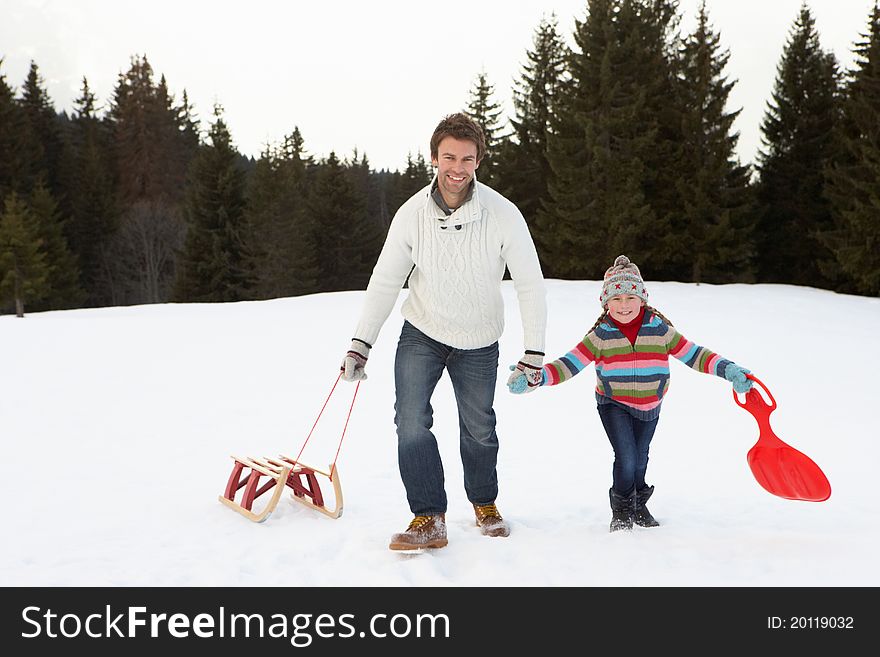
[431,178,475,215]
[424,173,483,228]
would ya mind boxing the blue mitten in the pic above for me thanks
[507,365,529,394]
[724,364,752,393]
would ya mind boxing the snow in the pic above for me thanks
[1,280,876,587]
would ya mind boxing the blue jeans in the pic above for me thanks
[597,402,659,496]
[394,321,499,515]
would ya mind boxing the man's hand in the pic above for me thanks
[340,339,371,381]
[505,351,544,394]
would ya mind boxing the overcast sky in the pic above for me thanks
[1,0,875,171]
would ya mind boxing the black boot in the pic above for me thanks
[634,485,660,528]
[609,488,635,532]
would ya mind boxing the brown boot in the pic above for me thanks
[388,514,448,551]
[473,503,510,537]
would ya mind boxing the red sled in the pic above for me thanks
[734,375,831,502]
[218,374,359,523]
[218,455,342,522]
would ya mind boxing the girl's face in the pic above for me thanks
[606,295,644,323]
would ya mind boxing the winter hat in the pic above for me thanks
[599,255,649,307]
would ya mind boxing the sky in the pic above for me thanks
[0,0,876,171]
[1,280,876,586]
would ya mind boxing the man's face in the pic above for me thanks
[431,136,480,204]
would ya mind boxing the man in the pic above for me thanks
[341,113,547,551]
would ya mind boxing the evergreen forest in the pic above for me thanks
[2,0,879,317]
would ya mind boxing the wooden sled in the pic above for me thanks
[218,455,343,523]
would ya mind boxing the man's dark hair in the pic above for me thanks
[430,113,487,162]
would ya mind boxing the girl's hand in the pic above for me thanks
[507,366,530,394]
[724,364,752,393]
[505,351,544,393]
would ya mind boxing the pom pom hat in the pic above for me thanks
[599,255,649,308]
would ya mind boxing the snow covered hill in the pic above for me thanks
[1,280,876,586]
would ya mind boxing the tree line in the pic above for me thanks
[1,0,878,317]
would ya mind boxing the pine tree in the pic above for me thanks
[379,152,431,225]
[178,89,201,157]
[244,128,319,298]
[0,58,21,199]
[372,151,430,233]
[373,168,395,230]
[106,55,194,304]
[27,183,84,310]
[755,4,841,287]
[822,2,880,295]
[306,152,376,292]
[500,14,568,253]
[0,192,50,317]
[175,104,251,302]
[155,74,196,195]
[280,131,322,297]
[465,71,506,188]
[242,146,284,298]
[65,78,119,306]
[19,61,65,200]
[109,56,168,201]
[641,0,690,280]
[0,59,39,200]
[347,149,386,288]
[399,152,432,205]
[539,0,662,279]
[675,0,754,283]
[0,60,21,200]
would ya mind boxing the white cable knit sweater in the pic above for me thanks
[353,178,547,351]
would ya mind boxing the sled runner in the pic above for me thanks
[734,375,831,502]
[219,373,360,522]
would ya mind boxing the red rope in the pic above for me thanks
[330,379,360,481]
[293,372,360,481]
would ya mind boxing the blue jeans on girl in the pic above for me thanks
[597,402,659,496]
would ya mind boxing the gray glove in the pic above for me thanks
[505,351,544,394]
[340,338,371,381]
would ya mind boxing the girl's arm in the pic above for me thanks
[666,329,736,380]
[542,333,599,386]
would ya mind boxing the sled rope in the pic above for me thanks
[293,371,360,481]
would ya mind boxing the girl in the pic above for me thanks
[508,255,753,531]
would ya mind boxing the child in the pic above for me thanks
[508,255,753,531]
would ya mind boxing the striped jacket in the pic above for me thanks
[542,309,735,420]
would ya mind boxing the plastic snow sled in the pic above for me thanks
[733,375,831,502]
[218,455,343,522]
